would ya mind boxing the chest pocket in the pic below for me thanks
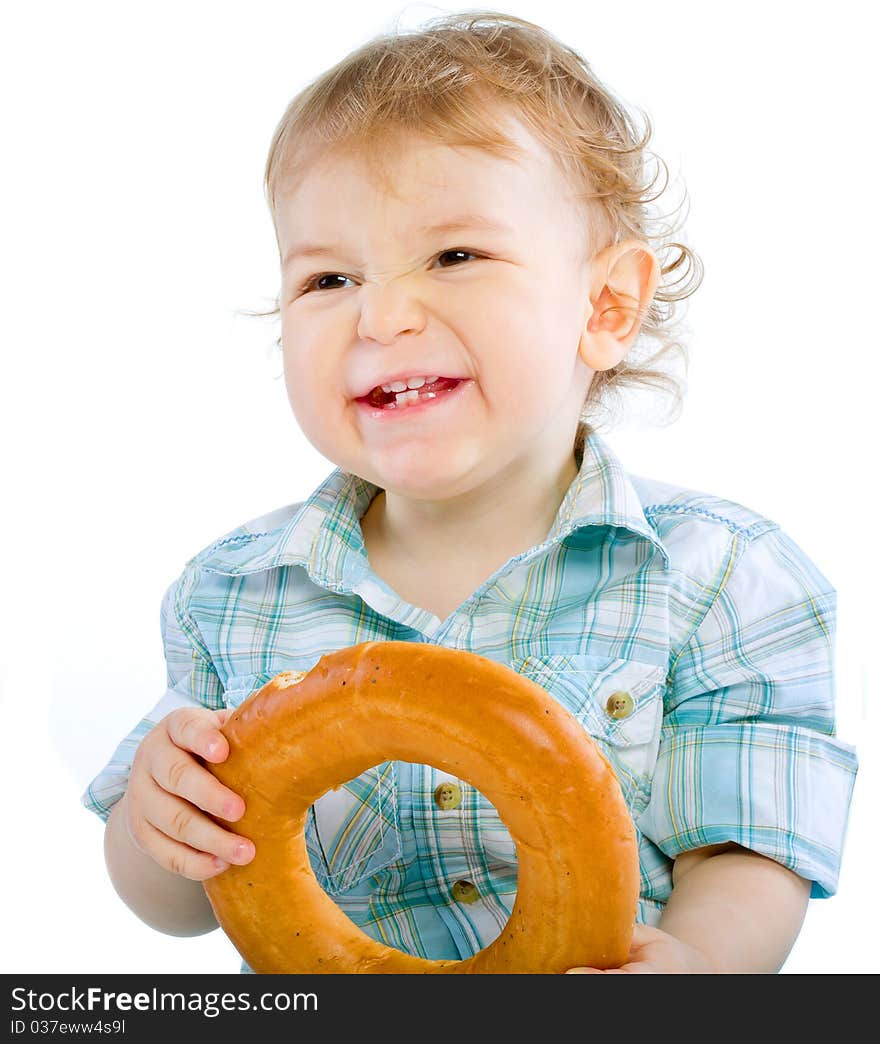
[513,653,666,810]
[474,653,666,867]
[305,762,402,896]
[222,671,402,898]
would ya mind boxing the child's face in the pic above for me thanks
[275,115,597,498]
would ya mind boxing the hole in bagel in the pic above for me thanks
[308,763,518,958]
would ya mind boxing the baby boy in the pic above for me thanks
[83,11,857,973]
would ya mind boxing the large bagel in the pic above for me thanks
[202,640,639,973]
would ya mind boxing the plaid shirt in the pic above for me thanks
[81,429,858,970]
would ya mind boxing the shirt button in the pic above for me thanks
[433,781,462,810]
[606,691,634,719]
[451,880,479,904]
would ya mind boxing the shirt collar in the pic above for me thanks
[196,426,670,582]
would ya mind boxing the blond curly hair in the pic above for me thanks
[246,9,703,440]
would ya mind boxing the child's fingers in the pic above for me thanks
[145,784,255,869]
[136,815,233,882]
[150,741,245,822]
[164,707,229,763]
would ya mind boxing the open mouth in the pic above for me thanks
[358,376,465,410]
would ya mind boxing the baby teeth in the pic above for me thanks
[381,387,438,409]
[372,376,447,408]
[381,376,440,393]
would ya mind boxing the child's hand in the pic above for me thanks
[122,706,255,881]
[564,924,715,974]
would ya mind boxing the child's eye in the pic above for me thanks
[298,249,480,295]
[435,249,479,268]
[301,272,355,294]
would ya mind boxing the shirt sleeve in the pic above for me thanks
[637,524,858,898]
[80,566,225,823]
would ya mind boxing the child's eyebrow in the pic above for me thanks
[282,214,513,270]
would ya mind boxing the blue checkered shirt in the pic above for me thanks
[82,429,858,971]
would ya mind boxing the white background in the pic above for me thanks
[3,0,877,974]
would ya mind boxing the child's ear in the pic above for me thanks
[579,240,660,371]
